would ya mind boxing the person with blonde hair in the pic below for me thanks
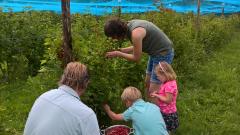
[150,61,179,133]
[24,62,100,135]
[103,86,168,135]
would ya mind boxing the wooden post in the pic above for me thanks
[196,0,201,31]
[117,6,122,18]
[221,6,224,17]
[221,3,225,17]
[117,0,122,18]
[61,0,73,67]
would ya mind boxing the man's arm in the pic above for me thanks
[84,113,101,135]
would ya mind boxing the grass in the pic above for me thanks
[0,73,60,135]
[0,32,240,135]
[176,31,240,135]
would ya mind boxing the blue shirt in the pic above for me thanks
[24,85,100,135]
[123,99,168,135]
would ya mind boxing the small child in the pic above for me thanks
[150,61,179,133]
[103,86,168,135]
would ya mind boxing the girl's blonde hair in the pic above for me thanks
[121,86,142,102]
[59,62,89,90]
[155,61,177,82]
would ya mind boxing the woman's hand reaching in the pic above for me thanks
[105,51,120,58]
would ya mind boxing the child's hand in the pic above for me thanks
[150,91,158,97]
[103,104,111,112]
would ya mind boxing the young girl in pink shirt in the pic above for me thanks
[150,61,179,133]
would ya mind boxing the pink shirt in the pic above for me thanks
[157,80,178,114]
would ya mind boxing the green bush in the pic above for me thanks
[40,12,239,126]
[198,16,233,54]
[0,11,240,134]
[0,11,61,82]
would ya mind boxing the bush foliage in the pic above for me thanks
[0,10,240,134]
[0,11,61,81]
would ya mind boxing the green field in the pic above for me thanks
[176,31,240,134]
[0,11,240,135]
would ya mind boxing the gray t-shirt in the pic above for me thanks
[127,19,173,56]
[24,85,100,135]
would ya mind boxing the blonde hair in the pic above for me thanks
[155,61,177,82]
[59,62,89,90]
[121,86,142,102]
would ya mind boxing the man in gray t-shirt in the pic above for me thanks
[104,18,174,101]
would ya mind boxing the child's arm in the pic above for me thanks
[151,92,173,104]
[103,104,124,121]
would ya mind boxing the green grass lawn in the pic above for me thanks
[1,31,240,135]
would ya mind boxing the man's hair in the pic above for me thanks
[104,18,128,38]
[121,86,142,102]
[59,62,89,90]
[155,61,177,82]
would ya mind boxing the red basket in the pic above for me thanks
[101,125,134,135]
